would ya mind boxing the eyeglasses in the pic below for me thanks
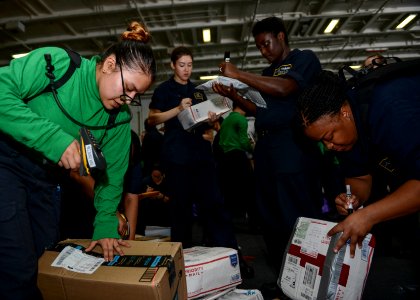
[119,62,141,106]
[361,56,402,74]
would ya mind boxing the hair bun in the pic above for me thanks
[121,21,151,43]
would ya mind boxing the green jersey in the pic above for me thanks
[219,111,252,153]
[0,47,131,240]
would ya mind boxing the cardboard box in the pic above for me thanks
[38,239,187,300]
[177,96,230,131]
[278,217,375,300]
[183,246,242,299]
[135,235,171,242]
[135,226,171,242]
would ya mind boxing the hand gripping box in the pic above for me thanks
[183,246,242,299]
[177,96,230,131]
[38,239,186,300]
[278,217,375,300]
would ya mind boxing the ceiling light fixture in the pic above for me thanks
[324,19,339,33]
[366,48,388,52]
[396,14,417,29]
[12,53,29,59]
[199,75,218,80]
[202,28,211,43]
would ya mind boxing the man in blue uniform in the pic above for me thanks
[213,17,323,287]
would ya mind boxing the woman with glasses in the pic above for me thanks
[148,46,238,250]
[363,53,387,71]
[0,21,156,300]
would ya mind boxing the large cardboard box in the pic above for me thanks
[38,239,187,300]
[183,246,242,299]
[177,96,230,131]
[278,217,375,300]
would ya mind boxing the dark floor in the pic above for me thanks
[192,215,420,300]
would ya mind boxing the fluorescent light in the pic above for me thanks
[200,75,218,80]
[12,53,29,59]
[366,48,388,52]
[350,65,362,70]
[202,28,211,43]
[396,14,417,29]
[324,19,339,33]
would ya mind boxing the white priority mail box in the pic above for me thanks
[278,217,375,300]
[177,97,231,131]
[184,246,242,299]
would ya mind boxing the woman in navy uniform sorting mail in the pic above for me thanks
[297,69,420,253]
[213,17,323,274]
[148,46,237,249]
[296,69,420,298]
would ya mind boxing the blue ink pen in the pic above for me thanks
[346,184,354,214]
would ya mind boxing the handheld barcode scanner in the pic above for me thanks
[79,127,107,176]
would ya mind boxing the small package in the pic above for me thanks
[217,288,264,300]
[196,76,267,108]
[278,217,375,300]
[184,246,242,299]
[177,96,230,131]
[198,287,235,300]
[38,239,186,300]
[199,288,264,300]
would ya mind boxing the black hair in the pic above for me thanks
[297,70,348,127]
[101,21,157,82]
[170,46,193,64]
[252,16,289,45]
[151,163,164,174]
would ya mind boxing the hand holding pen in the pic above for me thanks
[218,51,230,73]
[346,184,354,214]
[334,185,361,215]
[218,51,239,78]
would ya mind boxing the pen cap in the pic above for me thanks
[346,184,351,195]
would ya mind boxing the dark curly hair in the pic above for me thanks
[252,16,289,46]
[297,70,348,127]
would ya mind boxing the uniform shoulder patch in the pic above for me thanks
[274,64,292,76]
